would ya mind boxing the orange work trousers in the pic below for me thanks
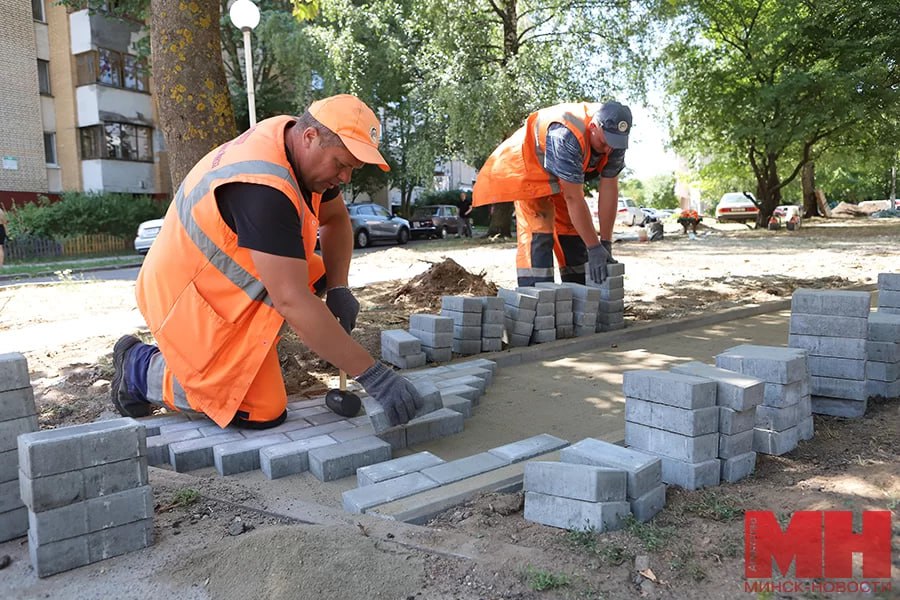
[514,194,587,287]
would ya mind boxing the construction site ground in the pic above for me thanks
[0,217,898,599]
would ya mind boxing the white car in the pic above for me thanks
[134,218,164,254]
[616,197,643,226]
[715,192,759,223]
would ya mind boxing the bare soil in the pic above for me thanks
[1,217,898,598]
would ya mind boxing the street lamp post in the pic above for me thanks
[229,0,261,127]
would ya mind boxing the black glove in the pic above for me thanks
[356,362,423,426]
[601,239,619,264]
[325,286,359,333]
[587,244,610,284]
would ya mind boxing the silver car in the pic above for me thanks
[346,203,411,248]
[134,218,164,254]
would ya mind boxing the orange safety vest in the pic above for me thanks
[135,116,325,427]
[473,102,608,206]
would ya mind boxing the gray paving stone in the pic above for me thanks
[382,350,427,369]
[790,314,868,339]
[343,472,440,514]
[289,405,331,418]
[442,296,482,313]
[716,344,808,384]
[28,485,153,544]
[866,360,900,382]
[20,457,148,513]
[480,296,505,311]
[481,338,503,352]
[464,359,498,374]
[657,455,720,490]
[377,425,407,451]
[504,331,532,347]
[168,432,243,472]
[328,424,376,443]
[421,345,454,363]
[359,395,393,434]
[790,288,872,318]
[259,435,337,479]
[573,312,598,326]
[718,407,757,435]
[556,324,575,338]
[876,289,900,308]
[596,286,624,301]
[308,436,392,482]
[755,400,806,431]
[0,387,37,422]
[598,299,625,313]
[86,517,152,563]
[516,287,556,303]
[381,330,422,356]
[625,422,719,463]
[810,375,867,401]
[441,309,482,327]
[877,306,900,315]
[409,314,454,333]
[29,527,90,577]
[530,329,557,344]
[622,370,717,410]
[718,429,754,458]
[212,434,290,475]
[788,334,866,359]
[0,479,23,513]
[488,434,569,464]
[0,505,27,543]
[524,492,630,532]
[572,297,600,313]
[409,330,453,349]
[630,483,666,522]
[453,325,483,340]
[598,321,625,332]
[157,419,206,435]
[596,312,625,325]
[17,418,144,478]
[132,413,193,437]
[866,341,900,363]
[440,394,473,418]
[810,396,867,418]
[534,303,555,318]
[286,398,326,411]
[534,282,574,301]
[753,426,799,455]
[763,379,810,407]
[866,379,900,399]
[437,384,481,403]
[720,452,756,483]
[533,315,556,329]
[877,272,900,291]
[555,312,574,326]
[357,451,445,487]
[560,438,661,499]
[504,318,535,337]
[0,415,39,454]
[625,398,719,436]
[670,361,765,411]
[561,282,601,302]
[146,429,203,466]
[481,323,505,338]
[405,408,465,446]
[498,288,539,311]
[588,274,624,290]
[606,263,626,277]
[524,461,626,502]
[0,353,30,393]
[240,412,315,437]
[451,339,482,355]
[482,310,505,325]
[574,325,596,337]
[0,448,18,483]
[867,312,900,342]
[797,415,814,441]
[285,420,355,441]
[421,452,508,485]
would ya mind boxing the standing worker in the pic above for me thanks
[110,94,423,429]
[0,206,8,268]
[459,189,473,237]
[473,101,632,286]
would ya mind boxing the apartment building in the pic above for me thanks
[0,0,170,209]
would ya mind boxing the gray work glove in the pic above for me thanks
[601,239,619,264]
[325,286,359,333]
[587,244,611,284]
[356,362,423,426]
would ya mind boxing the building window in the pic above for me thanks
[80,122,153,162]
[37,60,51,95]
[44,133,57,165]
[75,49,148,91]
[32,0,45,21]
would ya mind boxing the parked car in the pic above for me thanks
[616,197,643,226]
[347,203,410,248]
[134,218,164,254]
[640,207,659,224]
[715,192,759,223]
[409,205,465,239]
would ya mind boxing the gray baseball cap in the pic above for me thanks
[596,101,633,150]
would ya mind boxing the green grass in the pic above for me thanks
[2,253,141,277]
[170,488,200,507]
[679,490,743,522]
[524,566,570,591]
[624,515,675,551]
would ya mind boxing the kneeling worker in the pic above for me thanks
[111,94,422,428]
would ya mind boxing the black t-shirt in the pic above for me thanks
[215,182,340,259]
[460,199,472,217]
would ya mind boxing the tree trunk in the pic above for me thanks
[755,155,782,227]
[150,0,237,188]
[486,203,514,237]
[801,161,818,218]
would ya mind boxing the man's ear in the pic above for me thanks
[301,127,319,148]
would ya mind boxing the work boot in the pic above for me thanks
[110,335,152,418]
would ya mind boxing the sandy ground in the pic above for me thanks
[0,217,898,598]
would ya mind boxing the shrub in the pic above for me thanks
[8,192,167,239]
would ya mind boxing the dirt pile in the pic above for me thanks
[380,257,498,312]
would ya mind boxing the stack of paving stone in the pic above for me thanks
[381,329,426,369]
[622,370,721,490]
[715,345,813,454]
[671,362,764,483]
[587,263,626,332]
[560,438,665,522]
[0,353,38,543]
[479,297,505,352]
[408,314,453,363]
[441,296,483,356]
[787,289,870,418]
[877,273,900,315]
[536,282,575,339]
[866,311,900,400]
[517,286,557,344]
[563,283,601,337]
[342,433,568,516]
[18,419,151,577]
[498,288,537,347]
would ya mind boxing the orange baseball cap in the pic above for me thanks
[308,94,390,172]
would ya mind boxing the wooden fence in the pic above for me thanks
[6,234,130,261]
